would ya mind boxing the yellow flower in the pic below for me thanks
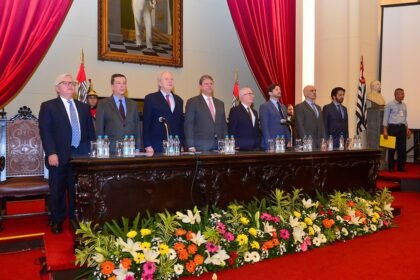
[140,242,151,250]
[140,228,152,237]
[236,234,248,245]
[372,217,377,223]
[159,243,170,255]
[373,212,380,219]
[248,228,257,237]
[304,217,313,226]
[308,226,315,236]
[374,206,381,211]
[134,252,145,264]
[240,217,250,225]
[251,241,260,249]
[293,211,301,218]
[300,222,307,229]
[126,230,138,239]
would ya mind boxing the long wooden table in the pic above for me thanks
[71,149,381,224]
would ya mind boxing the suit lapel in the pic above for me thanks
[240,105,254,127]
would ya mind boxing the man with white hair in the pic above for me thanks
[39,73,95,234]
[143,71,184,153]
[228,87,260,150]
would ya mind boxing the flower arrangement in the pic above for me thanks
[75,188,394,279]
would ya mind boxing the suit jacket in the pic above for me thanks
[143,91,184,152]
[39,97,96,166]
[323,102,349,147]
[259,101,291,150]
[95,96,141,152]
[228,104,260,150]
[295,101,325,148]
[184,94,228,151]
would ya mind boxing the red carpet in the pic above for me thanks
[378,163,420,180]
[1,193,420,279]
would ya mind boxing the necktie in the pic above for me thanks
[337,104,344,119]
[247,107,254,125]
[277,102,284,119]
[311,103,319,118]
[165,94,171,109]
[68,100,80,147]
[208,97,216,121]
[119,99,125,120]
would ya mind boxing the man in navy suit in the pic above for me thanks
[184,74,228,152]
[143,71,184,153]
[259,84,291,150]
[39,74,96,234]
[295,85,325,148]
[323,87,349,148]
[228,87,260,150]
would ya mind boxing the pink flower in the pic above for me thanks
[125,275,136,280]
[304,236,311,246]
[224,232,235,241]
[141,273,154,280]
[280,229,290,240]
[301,242,308,252]
[383,220,389,227]
[216,222,226,234]
[272,216,281,223]
[261,213,272,221]
[206,242,219,253]
[143,262,156,275]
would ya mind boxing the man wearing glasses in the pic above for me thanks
[39,74,96,234]
[259,83,291,150]
[228,87,260,150]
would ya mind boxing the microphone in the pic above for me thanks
[280,119,287,124]
[159,117,170,140]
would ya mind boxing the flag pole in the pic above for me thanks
[80,48,84,64]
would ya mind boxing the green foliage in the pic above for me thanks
[267,189,290,219]
[329,191,348,214]
[155,210,180,243]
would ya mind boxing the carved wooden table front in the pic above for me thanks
[71,149,381,224]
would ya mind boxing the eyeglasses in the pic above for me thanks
[243,92,255,96]
[59,81,76,87]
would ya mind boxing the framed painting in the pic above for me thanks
[98,0,183,67]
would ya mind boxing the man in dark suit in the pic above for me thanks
[323,87,349,148]
[96,74,141,153]
[184,74,228,152]
[259,84,291,150]
[295,85,324,148]
[39,74,96,234]
[228,87,260,150]
[143,71,184,153]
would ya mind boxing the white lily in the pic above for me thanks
[288,215,300,228]
[204,249,230,266]
[383,203,394,214]
[113,264,134,280]
[302,198,315,209]
[143,248,160,263]
[117,237,141,258]
[308,212,318,221]
[292,227,305,244]
[176,208,201,224]
[191,231,207,246]
[92,252,105,263]
[263,221,275,235]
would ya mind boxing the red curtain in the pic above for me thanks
[227,0,295,105]
[0,0,73,107]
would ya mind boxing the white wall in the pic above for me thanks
[5,0,264,117]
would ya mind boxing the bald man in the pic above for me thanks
[295,85,324,148]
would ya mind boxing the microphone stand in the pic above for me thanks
[162,121,169,141]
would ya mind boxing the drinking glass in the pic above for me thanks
[115,141,123,157]
[90,141,97,157]
[294,139,302,151]
[162,140,169,155]
[267,139,275,152]
[217,140,225,153]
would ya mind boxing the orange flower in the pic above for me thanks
[175,228,187,236]
[173,242,185,252]
[185,260,196,273]
[347,200,355,207]
[177,249,189,260]
[186,231,194,241]
[193,254,204,265]
[187,244,198,255]
[108,277,116,280]
[343,215,351,221]
[262,240,274,250]
[120,258,132,269]
[271,238,280,246]
[101,261,115,275]
[323,218,335,228]
[355,210,363,217]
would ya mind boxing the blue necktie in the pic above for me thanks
[337,104,344,119]
[68,100,81,147]
[311,103,319,118]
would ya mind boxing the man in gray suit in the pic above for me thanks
[96,73,141,153]
[295,85,324,148]
[184,74,228,152]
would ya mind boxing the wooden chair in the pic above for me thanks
[0,106,50,230]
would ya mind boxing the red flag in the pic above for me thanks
[233,80,239,98]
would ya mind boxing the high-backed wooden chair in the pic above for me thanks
[0,106,50,230]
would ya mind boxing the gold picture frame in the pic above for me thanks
[98,0,183,67]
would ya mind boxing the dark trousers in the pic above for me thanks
[387,124,407,171]
[47,147,85,223]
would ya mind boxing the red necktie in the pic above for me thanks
[208,97,216,121]
[165,94,171,109]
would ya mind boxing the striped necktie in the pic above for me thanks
[68,100,80,147]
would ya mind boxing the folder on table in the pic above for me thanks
[379,134,396,149]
